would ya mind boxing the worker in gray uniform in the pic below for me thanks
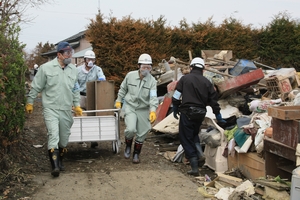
[115,53,158,163]
[25,41,83,177]
[77,49,106,148]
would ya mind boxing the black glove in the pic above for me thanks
[173,105,180,120]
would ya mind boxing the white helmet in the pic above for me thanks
[84,50,95,59]
[138,53,152,64]
[34,64,38,69]
[190,57,205,68]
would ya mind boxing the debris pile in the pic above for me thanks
[151,50,300,199]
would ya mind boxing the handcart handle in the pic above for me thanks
[82,109,120,113]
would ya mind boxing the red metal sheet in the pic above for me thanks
[216,68,264,98]
[153,81,178,126]
[153,95,172,126]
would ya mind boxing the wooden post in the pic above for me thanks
[188,50,193,61]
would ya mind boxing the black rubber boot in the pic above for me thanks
[187,157,199,176]
[124,138,133,159]
[195,143,206,162]
[48,149,60,177]
[59,147,67,171]
[132,141,143,164]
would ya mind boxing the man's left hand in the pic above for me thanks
[215,113,226,123]
[149,111,156,123]
[74,106,83,116]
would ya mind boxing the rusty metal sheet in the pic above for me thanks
[216,68,264,98]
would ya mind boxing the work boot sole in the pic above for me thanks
[187,170,199,176]
[132,154,140,164]
[124,146,131,159]
[132,159,140,164]
[124,152,130,159]
[51,168,60,177]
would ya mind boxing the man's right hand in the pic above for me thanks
[25,104,33,114]
[115,101,121,109]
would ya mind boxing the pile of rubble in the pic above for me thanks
[151,50,300,199]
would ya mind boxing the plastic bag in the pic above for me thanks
[200,127,221,148]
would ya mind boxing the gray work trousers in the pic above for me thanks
[43,108,74,150]
[124,106,151,142]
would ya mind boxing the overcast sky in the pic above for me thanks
[19,0,300,52]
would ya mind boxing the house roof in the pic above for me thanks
[72,46,93,58]
[41,30,86,57]
[55,30,86,45]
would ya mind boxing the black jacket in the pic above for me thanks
[172,68,221,115]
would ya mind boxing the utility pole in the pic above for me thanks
[98,0,100,14]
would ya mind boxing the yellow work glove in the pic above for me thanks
[25,103,33,114]
[74,106,83,116]
[149,111,156,123]
[115,101,121,109]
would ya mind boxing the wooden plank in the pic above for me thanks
[95,81,115,116]
[215,173,243,187]
[254,179,290,191]
[216,172,243,183]
[86,81,96,116]
[268,106,300,120]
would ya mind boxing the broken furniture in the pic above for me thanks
[264,106,300,180]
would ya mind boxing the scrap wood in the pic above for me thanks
[175,58,266,88]
[206,57,236,65]
[214,180,225,190]
[159,144,178,151]
[254,186,264,196]
[254,179,290,191]
[216,172,243,187]
[163,151,176,161]
[175,58,235,78]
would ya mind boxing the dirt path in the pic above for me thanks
[31,170,200,200]
[19,99,210,199]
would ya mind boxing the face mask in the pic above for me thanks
[140,69,150,77]
[63,58,72,65]
[87,61,94,67]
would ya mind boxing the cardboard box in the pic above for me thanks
[268,106,300,120]
[227,152,265,180]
